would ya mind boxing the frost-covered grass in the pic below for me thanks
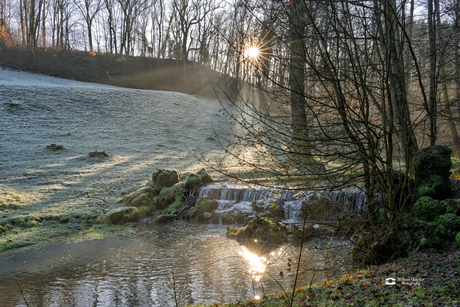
[0,69,244,254]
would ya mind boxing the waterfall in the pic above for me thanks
[196,183,367,224]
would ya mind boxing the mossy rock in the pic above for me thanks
[164,199,186,216]
[413,196,446,221]
[155,214,175,223]
[152,169,180,190]
[197,168,213,184]
[227,216,287,244]
[184,173,202,190]
[157,182,185,209]
[456,232,460,246]
[434,214,460,231]
[106,207,140,225]
[0,214,40,228]
[418,220,448,249]
[118,187,153,208]
[413,146,452,200]
[139,206,151,218]
[189,195,219,222]
[444,200,460,216]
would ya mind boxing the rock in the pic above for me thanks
[413,196,446,221]
[434,214,460,231]
[413,146,452,200]
[155,214,175,223]
[152,169,180,190]
[106,207,140,225]
[197,168,213,184]
[444,199,460,216]
[418,220,448,249]
[265,198,285,219]
[189,195,219,222]
[179,172,191,181]
[184,173,202,190]
[138,206,151,218]
[118,187,153,208]
[157,182,185,209]
[226,216,287,244]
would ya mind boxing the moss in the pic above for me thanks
[197,168,213,184]
[456,231,460,246]
[227,216,287,244]
[188,196,218,222]
[434,214,460,231]
[418,220,448,249]
[413,196,445,221]
[445,200,460,215]
[184,173,202,189]
[118,187,153,208]
[157,182,185,209]
[413,146,452,200]
[105,207,140,225]
[164,199,184,216]
[420,237,431,248]
[0,225,5,234]
[152,169,180,190]
[138,206,151,218]
[0,214,41,228]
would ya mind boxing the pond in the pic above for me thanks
[0,222,351,307]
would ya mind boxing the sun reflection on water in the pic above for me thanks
[238,246,268,281]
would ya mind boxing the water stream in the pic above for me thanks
[197,183,367,224]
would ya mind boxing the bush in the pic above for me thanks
[413,196,446,221]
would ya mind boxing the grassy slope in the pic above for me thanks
[0,46,232,98]
[190,250,460,307]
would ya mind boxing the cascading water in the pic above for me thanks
[197,183,367,224]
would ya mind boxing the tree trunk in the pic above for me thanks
[427,0,437,146]
[289,0,310,163]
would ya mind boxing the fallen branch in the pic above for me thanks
[86,192,109,204]
[14,278,29,307]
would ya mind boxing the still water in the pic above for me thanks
[0,222,351,307]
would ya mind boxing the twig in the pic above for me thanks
[171,266,179,307]
[309,272,316,290]
[86,192,109,204]
[14,278,29,307]
[290,210,308,307]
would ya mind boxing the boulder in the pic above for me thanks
[434,214,460,232]
[118,187,154,208]
[157,182,185,209]
[413,196,446,221]
[106,207,140,224]
[418,220,448,249]
[152,169,180,190]
[189,195,219,222]
[197,168,213,184]
[155,214,176,223]
[413,146,452,199]
[226,216,287,244]
[444,199,460,216]
[184,173,202,190]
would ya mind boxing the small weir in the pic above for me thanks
[197,183,367,224]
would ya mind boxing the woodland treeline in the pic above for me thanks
[2,0,460,221]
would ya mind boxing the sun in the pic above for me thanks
[244,46,260,60]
